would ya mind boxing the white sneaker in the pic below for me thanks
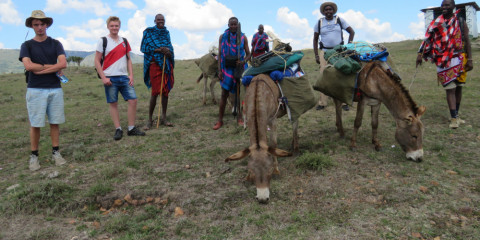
[29,154,40,171]
[52,151,66,166]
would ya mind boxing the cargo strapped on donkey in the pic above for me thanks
[314,41,398,105]
[242,46,317,122]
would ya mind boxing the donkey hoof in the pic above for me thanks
[375,145,382,152]
[350,146,357,152]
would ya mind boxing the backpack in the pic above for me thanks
[96,37,130,79]
[317,16,344,49]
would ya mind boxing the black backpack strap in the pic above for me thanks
[122,37,130,60]
[336,16,344,45]
[101,37,107,65]
[317,19,321,35]
[24,40,32,83]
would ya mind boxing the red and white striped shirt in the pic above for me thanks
[96,36,131,76]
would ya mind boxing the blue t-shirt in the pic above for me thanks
[313,16,350,49]
[19,37,66,88]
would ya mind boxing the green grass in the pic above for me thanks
[0,40,479,239]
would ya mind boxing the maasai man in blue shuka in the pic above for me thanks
[140,14,175,129]
[251,24,269,58]
[213,17,251,130]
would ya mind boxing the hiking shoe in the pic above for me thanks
[29,154,40,171]
[449,118,459,129]
[316,105,325,110]
[52,151,66,166]
[342,105,350,111]
[127,126,146,136]
[114,129,123,140]
[457,117,466,124]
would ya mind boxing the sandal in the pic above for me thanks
[144,120,154,130]
[213,121,223,130]
[160,119,174,127]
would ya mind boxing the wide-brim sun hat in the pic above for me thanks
[25,10,53,28]
[320,2,338,15]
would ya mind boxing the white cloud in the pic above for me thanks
[122,10,147,55]
[409,12,425,39]
[59,18,107,50]
[142,0,233,31]
[338,10,407,43]
[116,0,137,10]
[174,32,213,59]
[45,0,112,16]
[0,41,4,48]
[276,7,312,50]
[0,0,22,25]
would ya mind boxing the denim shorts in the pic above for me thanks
[26,88,65,127]
[104,75,137,103]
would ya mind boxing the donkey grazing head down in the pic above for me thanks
[225,145,291,203]
[395,106,426,162]
[363,62,426,162]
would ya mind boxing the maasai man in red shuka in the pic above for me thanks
[213,17,251,130]
[141,14,175,129]
[251,24,269,58]
[416,0,473,129]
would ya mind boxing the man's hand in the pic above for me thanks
[102,77,112,86]
[315,55,320,64]
[128,76,134,86]
[416,55,423,68]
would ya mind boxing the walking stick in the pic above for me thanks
[156,55,167,129]
[233,22,242,120]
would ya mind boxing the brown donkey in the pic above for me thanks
[333,62,426,162]
[225,74,292,203]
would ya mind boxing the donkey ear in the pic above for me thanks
[267,147,292,157]
[225,148,250,162]
[416,106,426,118]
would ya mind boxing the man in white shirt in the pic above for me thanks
[95,16,145,140]
[313,2,355,111]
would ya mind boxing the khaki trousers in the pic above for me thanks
[317,50,329,106]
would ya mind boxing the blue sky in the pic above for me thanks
[0,0,476,59]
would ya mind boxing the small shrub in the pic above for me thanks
[28,227,58,240]
[86,182,113,197]
[295,152,335,171]
[1,181,77,215]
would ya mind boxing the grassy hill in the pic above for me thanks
[79,52,143,67]
[0,40,479,239]
[0,49,138,73]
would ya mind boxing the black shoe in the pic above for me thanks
[114,129,123,141]
[127,126,146,136]
[316,105,325,110]
[342,105,350,111]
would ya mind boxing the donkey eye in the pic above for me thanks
[412,136,418,140]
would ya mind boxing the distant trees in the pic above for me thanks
[67,56,84,66]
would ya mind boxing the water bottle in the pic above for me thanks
[56,72,69,83]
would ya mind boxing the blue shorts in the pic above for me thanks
[26,88,65,127]
[104,75,137,103]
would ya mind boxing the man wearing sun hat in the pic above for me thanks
[313,2,355,111]
[19,10,68,171]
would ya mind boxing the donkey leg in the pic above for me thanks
[371,103,382,151]
[197,73,207,105]
[351,99,366,151]
[333,99,345,138]
[269,120,280,175]
[210,76,218,105]
[291,120,299,154]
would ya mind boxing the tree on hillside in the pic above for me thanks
[67,56,84,66]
